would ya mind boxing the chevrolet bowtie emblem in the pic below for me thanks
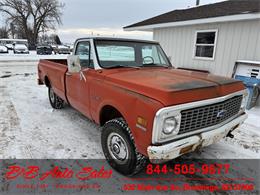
[217,110,227,118]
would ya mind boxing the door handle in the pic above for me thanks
[66,72,72,76]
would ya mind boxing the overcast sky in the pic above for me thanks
[2,0,225,43]
[55,0,225,43]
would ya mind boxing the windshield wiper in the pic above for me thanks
[107,65,141,69]
[142,63,170,68]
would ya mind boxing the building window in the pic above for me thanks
[194,30,218,60]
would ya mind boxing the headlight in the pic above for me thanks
[162,116,180,135]
[152,109,182,143]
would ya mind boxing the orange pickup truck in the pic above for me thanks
[38,37,248,175]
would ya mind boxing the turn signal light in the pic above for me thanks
[137,116,147,127]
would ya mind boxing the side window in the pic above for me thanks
[194,30,218,60]
[75,41,94,68]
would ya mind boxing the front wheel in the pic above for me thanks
[48,87,64,109]
[101,118,147,175]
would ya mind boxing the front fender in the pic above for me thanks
[96,84,164,156]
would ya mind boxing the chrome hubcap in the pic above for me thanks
[107,132,128,164]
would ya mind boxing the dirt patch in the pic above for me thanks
[0,75,12,78]
[24,73,35,77]
[0,73,35,79]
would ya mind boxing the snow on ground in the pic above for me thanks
[0,65,103,159]
[0,50,67,63]
[0,61,260,160]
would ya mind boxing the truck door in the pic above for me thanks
[66,40,93,118]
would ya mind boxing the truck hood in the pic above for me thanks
[105,68,245,106]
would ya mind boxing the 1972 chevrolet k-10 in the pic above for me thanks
[38,37,248,175]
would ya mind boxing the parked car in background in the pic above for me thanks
[5,43,14,50]
[0,39,28,50]
[53,45,71,54]
[64,44,74,52]
[13,44,29,54]
[36,45,53,55]
[0,45,8,53]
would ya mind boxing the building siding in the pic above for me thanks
[153,19,260,77]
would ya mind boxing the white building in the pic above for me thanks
[124,0,260,77]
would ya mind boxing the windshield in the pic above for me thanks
[95,40,171,69]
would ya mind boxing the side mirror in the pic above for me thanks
[67,55,81,73]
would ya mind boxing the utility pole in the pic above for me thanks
[196,0,200,6]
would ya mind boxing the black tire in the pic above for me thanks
[101,118,147,175]
[48,87,64,109]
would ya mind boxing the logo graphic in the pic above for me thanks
[217,110,227,118]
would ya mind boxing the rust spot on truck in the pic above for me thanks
[110,84,155,104]
[208,76,241,85]
[165,80,217,91]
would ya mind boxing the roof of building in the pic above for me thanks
[75,37,158,44]
[124,0,260,30]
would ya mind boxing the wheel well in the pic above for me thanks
[100,105,123,126]
[44,76,50,87]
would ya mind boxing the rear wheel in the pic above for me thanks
[101,118,147,175]
[48,87,64,109]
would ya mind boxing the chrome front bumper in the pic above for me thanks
[147,113,247,163]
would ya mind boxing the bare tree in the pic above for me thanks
[0,0,64,49]
[0,26,8,38]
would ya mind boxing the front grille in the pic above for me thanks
[179,95,243,134]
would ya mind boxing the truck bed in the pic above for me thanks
[44,59,68,66]
[38,59,68,101]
